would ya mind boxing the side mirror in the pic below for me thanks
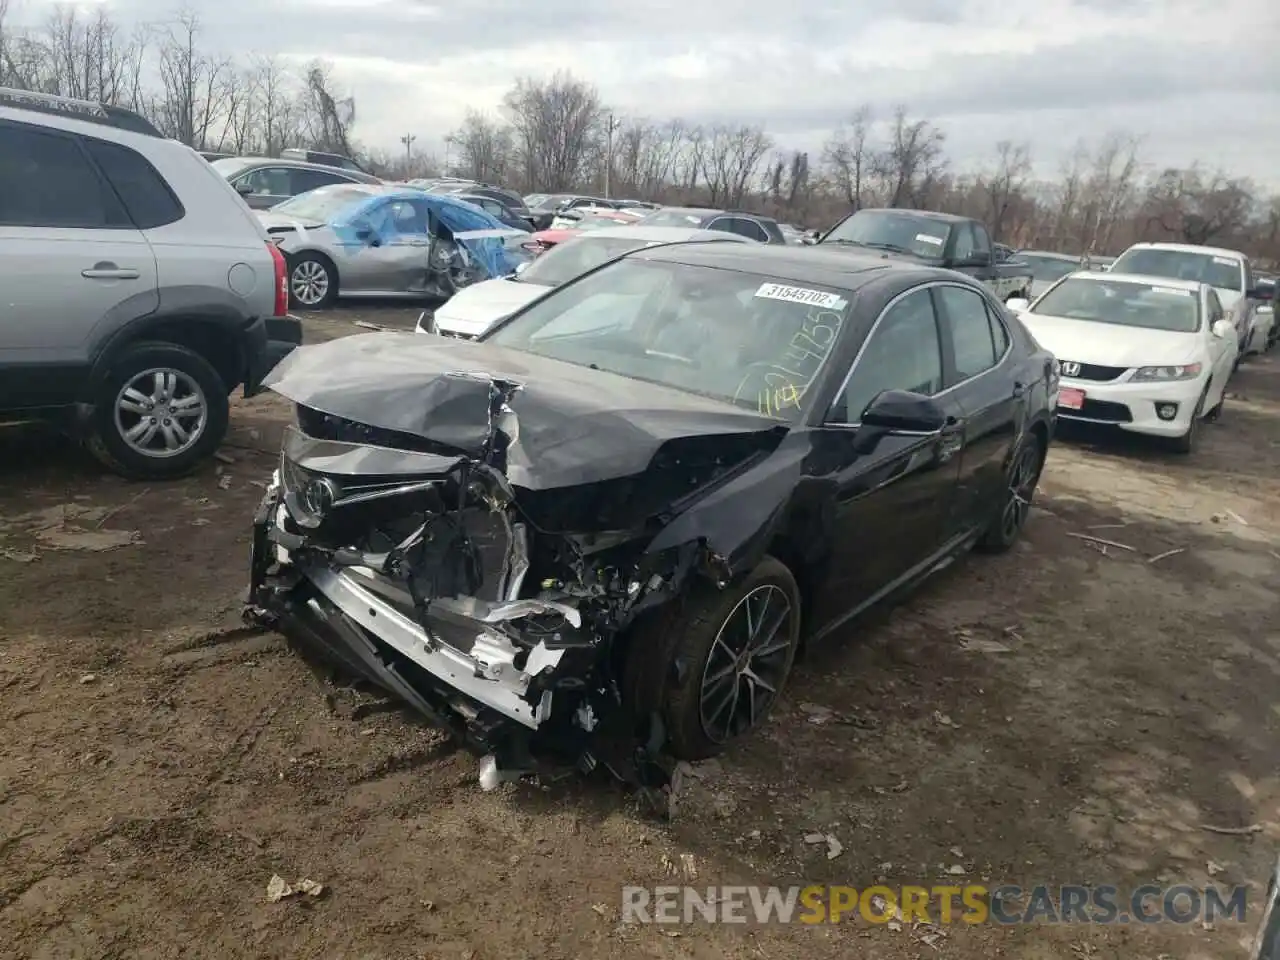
[861,390,949,432]
[1006,298,1030,313]
[235,182,254,196]
[514,261,529,275]
[801,235,819,246]
[1212,319,1236,339]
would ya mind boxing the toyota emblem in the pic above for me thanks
[302,477,340,515]
[1061,361,1081,377]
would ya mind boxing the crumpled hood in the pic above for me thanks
[263,332,786,490]
[433,277,550,336]
[1020,312,1201,367]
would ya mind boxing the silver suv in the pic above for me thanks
[0,88,301,480]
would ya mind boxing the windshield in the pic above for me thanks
[640,209,710,228]
[1021,255,1081,282]
[531,194,572,210]
[519,235,657,288]
[820,210,949,258]
[211,157,255,178]
[486,258,851,420]
[272,185,374,221]
[524,194,549,207]
[1030,277,1202,332]
[1110,248,1243,292]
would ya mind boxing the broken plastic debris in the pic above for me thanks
[79,673,97,684]
[803,832,825,844]
[932,711,957,727]
[826,836,844,860]
[266,874,325,902]
[946,864,966,876]
[798,702,834,724]
[1206,860,1223,877]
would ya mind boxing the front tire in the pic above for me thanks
[629,557,802,761]
[288,254,337,309]
[86,341,230,480]
[1169,389,1207,454]
[978,432,1045,553]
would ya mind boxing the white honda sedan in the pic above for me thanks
[1007,271,1238,453]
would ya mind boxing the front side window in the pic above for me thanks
[830,288,943,423]
[1029,277,1202,332]
[1110,248,1244,292]
[236,166,291,197]
[291,168,350,194]
[487,258,851,420]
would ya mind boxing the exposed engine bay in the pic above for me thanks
[246,333,800,797]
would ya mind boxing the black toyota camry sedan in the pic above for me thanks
[246,243,1058,788]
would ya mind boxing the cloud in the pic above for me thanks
[12,0,1280,188]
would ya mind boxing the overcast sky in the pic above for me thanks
[14,0,1280,189]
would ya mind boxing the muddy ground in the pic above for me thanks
[2,304,1279,959]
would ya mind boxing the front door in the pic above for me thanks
[807,286,964,634]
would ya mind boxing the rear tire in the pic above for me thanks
[86,340,230,480]
[977,432,1045,553]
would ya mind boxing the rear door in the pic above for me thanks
[807,286,965,631]
[0,120,159,410]
[934,283,1022,538]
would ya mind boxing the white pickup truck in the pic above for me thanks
[1109,242,1275,357]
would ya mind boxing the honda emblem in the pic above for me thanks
[1061,361,1081,377]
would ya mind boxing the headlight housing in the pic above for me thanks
[1132,362,1202,382]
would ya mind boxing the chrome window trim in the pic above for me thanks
[823,280,1013,428]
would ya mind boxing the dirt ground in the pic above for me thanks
[2,304,1279,959]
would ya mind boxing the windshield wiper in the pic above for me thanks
[858,241,922,256]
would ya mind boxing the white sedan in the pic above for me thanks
[1007,271,1237,453]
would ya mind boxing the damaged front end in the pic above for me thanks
[246,348,785,792]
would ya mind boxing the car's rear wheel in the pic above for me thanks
[628,556,802,761]
[289,254,337,309]
[86,341,229,480]
[978,433,1045,553]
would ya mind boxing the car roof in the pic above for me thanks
[1070,270,1204,292]
[631,241,940,288]
[1018,249,1081,260]
[1120,241,1245,259]
[567,225,754,243]
[229,156,379,179]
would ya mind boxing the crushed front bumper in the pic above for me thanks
[246,481,592,757]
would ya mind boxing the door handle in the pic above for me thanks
[82,263,140,280]
[1012,381,1026,399]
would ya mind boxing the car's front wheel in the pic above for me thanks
[634,556,802,761]
[86,341,230,480]
[288,254,337,309]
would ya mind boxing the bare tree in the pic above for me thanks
[447,109,512,183]
[152,11,228,148]
[703,124,772,207]
[1080,132,1141,253]
[253,55,300,157]
[300,60,355,155]
[981,140,1032,242]
[821,105,874,210]
[876,106,947,208]
[1143,166,1254,245]
[503,71,602,191]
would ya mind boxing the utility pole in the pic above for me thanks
[400,133,416,170]
[603,112,621,199]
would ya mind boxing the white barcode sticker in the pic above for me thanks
[1212,256,1238,265]
[1151,286,1193,296]
[915,234,944,245]
[754,282,847,310]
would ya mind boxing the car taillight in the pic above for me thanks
[268,242,288,316]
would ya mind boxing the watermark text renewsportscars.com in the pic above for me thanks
[621,884,1249,926]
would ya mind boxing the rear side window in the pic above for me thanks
[291,168,350,194]
[936,285,999,381]
[0,122,129,228]
[83,138,184,229]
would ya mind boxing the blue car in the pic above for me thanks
[257,183,531,309]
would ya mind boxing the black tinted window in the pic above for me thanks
[937,286,998,380]
[988,304,1010,356]
[292,168,349,194]
[0,123,127,228]
[83,138,184,229]
[731,218,768,241]
[834,289,943,422]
